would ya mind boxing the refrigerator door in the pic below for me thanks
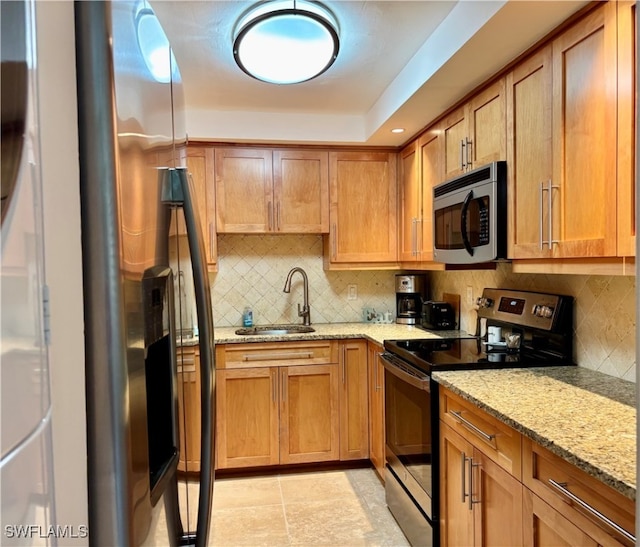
[75,1,212,545]
[1,0,56,543]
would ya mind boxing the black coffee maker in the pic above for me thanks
[395,274,425,325]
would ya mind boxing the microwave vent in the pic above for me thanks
[434,165,493,197]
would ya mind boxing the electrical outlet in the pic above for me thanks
[466,285,473,305]
[347,284,358,301]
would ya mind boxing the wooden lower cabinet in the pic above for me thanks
[338,340,369,460]
[177,347,201,473]
[367,341,385,479]
[215,364,339,469]
[440,423,523,547]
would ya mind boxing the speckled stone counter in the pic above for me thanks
[212,322,469,346]
[432,367,636,500]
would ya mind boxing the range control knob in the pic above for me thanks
[476,297,494,309]
[531,304,554,318]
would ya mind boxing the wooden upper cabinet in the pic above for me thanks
[215,147,329,234]
[551,2,618,258]
[418,128,443,264]
[273,149,329,233]
[441,78,506,180]
[398,141,421,262]
[617,0,636,257]
[327,151,398,263]
[507,45,554,259]
[187,147,216,268]
[215,147,273,232]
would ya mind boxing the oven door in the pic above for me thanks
[381,353,434,520]
[433,178,500,264]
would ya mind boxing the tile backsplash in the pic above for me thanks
[210,235,397,327]
[428,263,636,382]
[203,235,635,382]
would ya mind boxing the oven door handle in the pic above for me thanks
[380,353,430,391]
[460,190,474,257]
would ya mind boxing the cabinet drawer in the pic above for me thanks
[522,438,635,547]
[440,388,522,479]
[217,341,336,369]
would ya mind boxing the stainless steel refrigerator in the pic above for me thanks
[74,1,215,545]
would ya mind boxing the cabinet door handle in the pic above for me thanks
[375,352,382,391]
[268,201,273,231]
[242,351,313,361]
[209,221,215,259]
[548,479,635,544]
[548,180,560,247]
[461,452,469,504]
[281,372,287,402]
[271,369,277,403]
[465,137,472,170]
[460,139,466,170]
[450,410,496,443]
[276,202,281,231]
[539,182,547,249]
[332,223,337,259]
[411,218,417,256]
[342,346,346,384]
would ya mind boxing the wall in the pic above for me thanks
[210,235,397,327]
[428,264,636,382]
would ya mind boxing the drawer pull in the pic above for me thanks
[242,351,313,362]
[548,479,635,544]
[450,410,496,443]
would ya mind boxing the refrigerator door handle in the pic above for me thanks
[176,168,215,547]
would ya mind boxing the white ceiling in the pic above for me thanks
[153,1,588,147]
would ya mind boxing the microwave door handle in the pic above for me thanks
[460,190,474,256]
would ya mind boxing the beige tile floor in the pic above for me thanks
[209,468,411,546]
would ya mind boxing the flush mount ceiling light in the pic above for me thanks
[233,0,340,85]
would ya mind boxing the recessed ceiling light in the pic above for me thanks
[391,128,405,134]
[233,0,340,85]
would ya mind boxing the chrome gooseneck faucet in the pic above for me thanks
[283,267,311,326]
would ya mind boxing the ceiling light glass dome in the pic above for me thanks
[233,0,340,85]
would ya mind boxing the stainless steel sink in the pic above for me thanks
[234,325,316,336]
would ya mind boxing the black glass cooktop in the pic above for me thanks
[383,337,573,375]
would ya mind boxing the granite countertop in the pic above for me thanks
[432,367,637,500]
[204,322,470,346]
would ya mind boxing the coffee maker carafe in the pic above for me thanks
[395,274,425,325]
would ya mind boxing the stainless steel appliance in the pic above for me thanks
[433,161,507,264]
[396,274,425,325]
[75,2,214,545]
[381,288,574,546]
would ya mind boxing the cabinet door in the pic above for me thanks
[472,449,523,547]
[467,78,506,169]
[440,423,475,547]
[398,142,421,262]
[215,367,279,469]
[339,340,369,460]
[523,489,598,547]
[441,106,468,179]
[280,364,339,465]
[177,349,201,473]
[418,128,443,262]
[273,149,329,233]
[328,151,397,263]
[551,3,617,258]
[506,46,554,259]
[367,342,385,479]
[187,147,216,267]
[617,1,636,257]
[215,148,273,233]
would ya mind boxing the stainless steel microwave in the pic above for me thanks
[433,161,507,264]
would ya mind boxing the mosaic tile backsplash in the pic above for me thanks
[201,235,635,382]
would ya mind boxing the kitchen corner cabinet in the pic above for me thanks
[508,2,633,262]
[398,130,443,266]
[338,340,369,460]
[441,78,506,180]
[324,151,398,266]
[177,346,201,473]
[439,390,523,547]
[214,147,329,234]
[215,341,340,469]
[367,341,385,479]
[170,147,217,269]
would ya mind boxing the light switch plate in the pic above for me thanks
[347,284,357,300]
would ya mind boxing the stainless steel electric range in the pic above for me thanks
[381,288,574,547]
